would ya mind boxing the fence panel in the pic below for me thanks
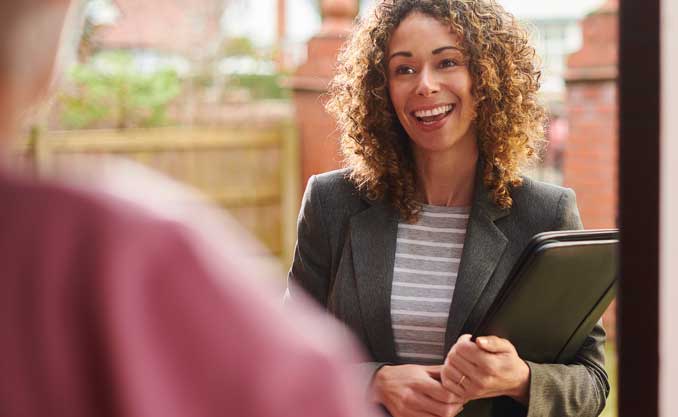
[13,124,300,268]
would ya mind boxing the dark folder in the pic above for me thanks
[459,229,618,417]
[471,229,619,363]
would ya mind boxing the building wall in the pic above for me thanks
[563,80,618,228]
[94,0,223,55]
[529,18,582,106]
[563,5,618,230]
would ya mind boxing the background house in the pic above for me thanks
[90,0,224,71]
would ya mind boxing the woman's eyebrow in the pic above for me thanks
[432,46,463,55]
[388,51,412,62]
[388,46,463,62]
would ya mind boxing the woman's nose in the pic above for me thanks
[415,67,440,97]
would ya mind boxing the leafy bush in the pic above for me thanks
[228,74,289,100]
[60,51,182,129]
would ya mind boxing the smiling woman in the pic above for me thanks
[287,1,609,417]
[325,0,545,222]
[385,13,477,206]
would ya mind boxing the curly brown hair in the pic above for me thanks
[326,0,545,222]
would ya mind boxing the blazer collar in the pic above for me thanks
[350,201,400,363]
[444,165,510,351]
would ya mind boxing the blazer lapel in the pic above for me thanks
[444,172,510,351]
[350,202,399,363]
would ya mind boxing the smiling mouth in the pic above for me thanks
[412,104,455,124]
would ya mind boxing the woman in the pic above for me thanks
[287,1,609,416]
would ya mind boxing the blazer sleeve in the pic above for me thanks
[524,188,610,417]
[287,175,333,306]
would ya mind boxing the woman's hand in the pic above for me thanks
[372,364,465,417]
[441,335,531,406]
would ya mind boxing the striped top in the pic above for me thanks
[391,204,470,364]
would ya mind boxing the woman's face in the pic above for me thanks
[386,12,476,156]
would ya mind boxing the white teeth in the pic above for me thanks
[414,104,454,118]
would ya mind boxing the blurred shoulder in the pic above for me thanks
[0,159,270,275]
[0,170,163,237]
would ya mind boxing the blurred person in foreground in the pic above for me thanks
[0,1,374,417]
[287,1,608,416]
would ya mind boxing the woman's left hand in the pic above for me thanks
[441,334,531,406]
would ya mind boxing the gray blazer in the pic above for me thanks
[288,167,609,417]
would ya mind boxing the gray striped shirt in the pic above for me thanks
[391,204,470,364]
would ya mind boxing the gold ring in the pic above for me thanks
[458,374,466,386]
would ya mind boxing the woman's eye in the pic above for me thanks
[394,66,415,75]
[440,59,457,68]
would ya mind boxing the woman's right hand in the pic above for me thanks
[372,364,465,417]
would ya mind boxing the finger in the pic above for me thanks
[411,411,440,417]
[419,365,463,403]
[424,365,443,381]
[440,363,467,398]
[446,403,465,417]
[475,335,514,354]
[453,339,492,366]
[446,352,480,387]
[421,378,461,404]
[451,334,496,367]
[453,340,506,376]
[447,343,479,373]
[413,392,462,417]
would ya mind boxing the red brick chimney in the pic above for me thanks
[288,0,358,191]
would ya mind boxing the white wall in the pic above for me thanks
[660,0,678,415]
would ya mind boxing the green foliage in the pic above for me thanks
[222,36,257,57]
[60,51,182,129]
[228,74,289,99]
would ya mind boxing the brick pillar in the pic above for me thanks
[288,0,358,191]
[563,0,619,340]
[564,0,619,229]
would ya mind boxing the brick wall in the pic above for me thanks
[563,81,618,229]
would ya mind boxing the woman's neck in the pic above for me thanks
[412,140,479,207]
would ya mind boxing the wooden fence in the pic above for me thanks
[12,124,300,266]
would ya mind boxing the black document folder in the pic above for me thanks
[471,229,619,364]
[458,230,618,417]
